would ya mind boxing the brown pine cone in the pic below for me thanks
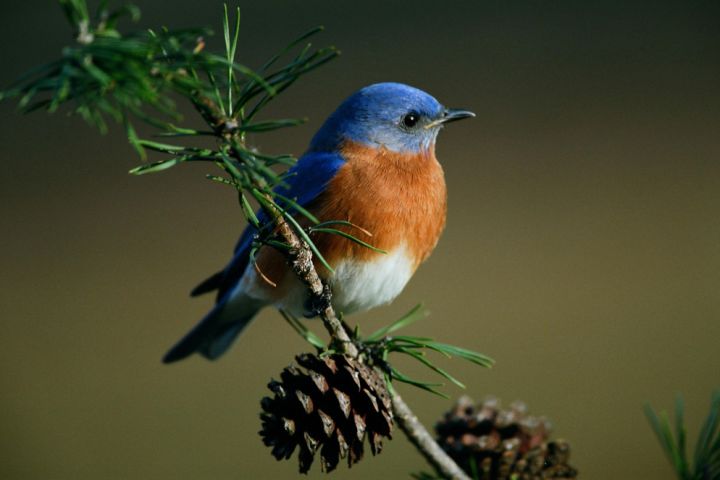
[259,353,393,473]
[435,395,578,479]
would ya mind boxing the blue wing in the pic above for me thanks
[164,150,346,363]
[190,150,347,301]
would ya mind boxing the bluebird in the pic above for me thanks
[163,82,474,363]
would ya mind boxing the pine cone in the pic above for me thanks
[259,353,393,473]
[435,395,578,479]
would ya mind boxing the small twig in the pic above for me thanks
[392,394,471,480]
[272,211,359,357]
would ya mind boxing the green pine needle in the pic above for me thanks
[281,210,335,274]
[279,309,325,350]
[129,158,180,175]
[240,192,260,227]
[309,227,387,254]
[272,192,320,224]
[396,347,466,389]
[237,118,306,132]
[205,174,234,186]
[390,367,448,399]
[361,304,494,397]
[222,4,240,116]
[645,391,720,480]
[366,303,427,342]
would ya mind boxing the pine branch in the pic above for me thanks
[1,2,487,478]
[393,394,472,480]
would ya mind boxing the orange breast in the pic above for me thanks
[310,141,447,274]
[254,141,447,294]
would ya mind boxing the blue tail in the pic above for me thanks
[163,294,264,363]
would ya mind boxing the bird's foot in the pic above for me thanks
[303,284,333,318]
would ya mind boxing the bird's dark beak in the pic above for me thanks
[425,108,476,129]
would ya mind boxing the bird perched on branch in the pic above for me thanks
[163,82,474,363]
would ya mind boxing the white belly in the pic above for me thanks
[328,245,415,314]
[241,245,415,317]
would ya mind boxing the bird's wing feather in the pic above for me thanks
[191,150,347,300]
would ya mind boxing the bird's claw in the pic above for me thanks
[303,284,333,318]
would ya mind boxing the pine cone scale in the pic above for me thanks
[333,387,352,418]
[317,409,335,437]
[435,395,578,479]
[260,353,394,473]
[296,389,314,414]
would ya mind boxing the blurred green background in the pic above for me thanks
[1,1,719,478]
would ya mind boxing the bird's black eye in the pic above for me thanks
[402,112,420,128]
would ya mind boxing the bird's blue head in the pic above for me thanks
[309,82,474,154]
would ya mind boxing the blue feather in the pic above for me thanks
[310,82,444,153]
[190,150,346,301]
[218,150,345,298]
[166,151,346,363]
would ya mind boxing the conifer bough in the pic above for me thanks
[2,2,497,478]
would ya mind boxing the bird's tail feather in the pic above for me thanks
[189,271,223,297]
[163,294,264,363]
